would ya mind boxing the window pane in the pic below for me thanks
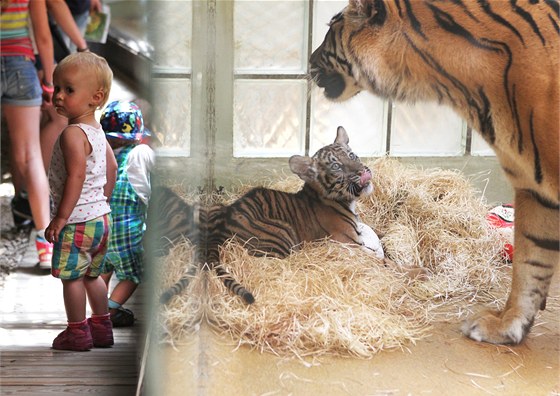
[149,0,192,72]
[471,131,495,156]
[234,1,307,73]
[390,103,466,156]
[310,88,387,156]
[152,78,191,156]
[234,80,306,157]
[313,1,346,49]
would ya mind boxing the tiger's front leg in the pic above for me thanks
[462,189,559,344]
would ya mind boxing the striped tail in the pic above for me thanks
[213,264,255,304]
[160,264,199,304]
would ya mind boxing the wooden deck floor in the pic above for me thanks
[0,260,145,395]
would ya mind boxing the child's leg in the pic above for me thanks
[108,279,138,308]
[106,280,138,328]
[84,276,109,315]
[54,278,93,351]
[101,271,112,288]
[61,278,87,322]
[84,275,114,348]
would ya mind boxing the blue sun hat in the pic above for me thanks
[100,101,145,142]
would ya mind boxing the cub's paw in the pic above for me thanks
[461,309,532,345]
[357,222,384,259]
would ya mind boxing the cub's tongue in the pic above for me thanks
[360,171,372,186]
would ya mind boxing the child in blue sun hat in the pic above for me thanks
[100,100,156,327]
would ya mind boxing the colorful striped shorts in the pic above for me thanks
[51,214,112,280]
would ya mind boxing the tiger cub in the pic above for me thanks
[153,126,383,304]
[309,0,558,344]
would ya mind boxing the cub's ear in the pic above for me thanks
[349,0,387,25]
[289,155,317,182]
[335,126,350,146]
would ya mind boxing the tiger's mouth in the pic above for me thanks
[311,69,346,100]
[349,170,373,197]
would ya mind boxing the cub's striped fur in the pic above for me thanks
[310,0,559,344]
[154,127,378,304]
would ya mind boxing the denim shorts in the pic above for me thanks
[1,56,42,106]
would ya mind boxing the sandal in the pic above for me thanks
[110,307,135,327]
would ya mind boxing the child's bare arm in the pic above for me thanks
[104,144,117,202]
[45,127,89,242]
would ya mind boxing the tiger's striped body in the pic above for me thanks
[309,0,559,344]
[155,127,378,304]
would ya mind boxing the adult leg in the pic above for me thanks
[4,104,50,230]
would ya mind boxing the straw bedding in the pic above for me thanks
[157,158,511,359]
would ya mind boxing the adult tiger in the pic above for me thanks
[309,0,559,345]
[153,127,386,304]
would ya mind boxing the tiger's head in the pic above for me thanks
[310,0,399,102]
[289,126,373,203]
[309,0,521,105]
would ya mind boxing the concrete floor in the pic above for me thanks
[148,281,559,396]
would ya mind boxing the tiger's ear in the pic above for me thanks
[334,126,350,146]
[289,155,317,182]
[349,0,387,24]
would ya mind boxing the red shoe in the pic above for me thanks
[52,320,93,351]
[88,314,114,348]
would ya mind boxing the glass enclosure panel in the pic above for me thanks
[149,0,192,72]
[234,1,308,73]
[234,80,306,157]
[311,0,387,157]
[152,78,192,156]
[471,131,495,156]
[390,102,466,156]
[146,1,192,156]
[313,0,346,49]
[310,88,386,156]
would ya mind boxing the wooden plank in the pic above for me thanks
[1,355,138,365]
[0,385,137,395]
[2,377,138,386]
[1,350,139,360]
[1,365,138,378]
[1,347,137,356]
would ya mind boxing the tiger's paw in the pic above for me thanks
[461,308,532,345]
[357,222,384,259]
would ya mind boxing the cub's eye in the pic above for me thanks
[330,163,342,171]
[349,152,358,161]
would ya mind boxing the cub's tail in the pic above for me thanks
[160,264,198,304]
[214,264,255,304]
[159,263,255,304]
